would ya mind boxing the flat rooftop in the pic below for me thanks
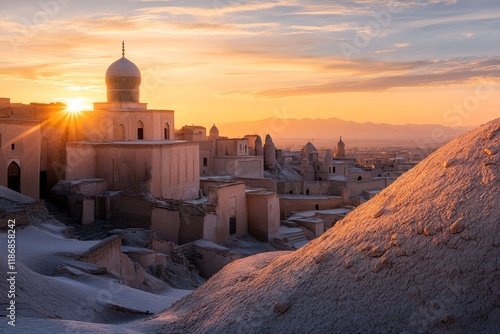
[279,194,342,200]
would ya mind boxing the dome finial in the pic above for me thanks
[122,40,125,57]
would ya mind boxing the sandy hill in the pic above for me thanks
[0,225,191,333]
[149,118,500,334]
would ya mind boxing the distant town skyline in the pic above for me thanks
[0,0,499,129]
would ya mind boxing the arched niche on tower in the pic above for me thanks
[115,124,125,140]
[137,120,144,140]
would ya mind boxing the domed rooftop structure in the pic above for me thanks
[303,142,317,153]
[265,134,274,145]
[106,58,141,78]
[208,124,220,141]
[209,124,219,135]
[301,141,317,160]
[105,41,142,103]
[324,150,333,164]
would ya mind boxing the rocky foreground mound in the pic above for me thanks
[149,119,500,334]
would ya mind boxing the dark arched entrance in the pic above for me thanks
[164,123,170,140]
[8,162,21,193]
[137,120,144,140]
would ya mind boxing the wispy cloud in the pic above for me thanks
[226,57,500,98]
[136,2,294,18]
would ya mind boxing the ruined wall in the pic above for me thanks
[0,200,47,230]
[279,196,343,219]
[178,204,205,244]
[212,156,264,179]
[96,145,152,187]
[192,241,242,278]
[150,207,180,243]
[347,169,372,181]
[293,218,325,237]
[0,211,29,230]
[42,120,69,191]
[247,192,280,241]
[110,194,153,229]
[302,163,317,182]
[78,235,146,288]
[235,177,277,192]
[202,213,218,243]
[276,181,302,195]
[0,121,41,199]
[73,179,108,197]
[208,182,248,243]
[215,138,249,156]
[81,198,95,225]
[303,181,331,196]
[330,178,396,198]
[153,142,200,200]
[65,143,97,180]
[66,141,199,201]
[200,180,230,196]
[199,141,215,176]
[315,212,343,230]
[76,179,108,224]
[78,235,122,275]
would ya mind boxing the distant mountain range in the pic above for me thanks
[216,117,473,148]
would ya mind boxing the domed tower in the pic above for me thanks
[324,150,333,173]
[209,124,219,141]
[255,135,263,156]
[105,41,141,103]
[335,136,346,158]
[264,134,276,170]
[301,142,317,161]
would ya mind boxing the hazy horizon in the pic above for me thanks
[199,115,481,129]
[198,116,472,149]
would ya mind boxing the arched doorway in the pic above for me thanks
[164,123,170,140]
[116,124,125,140]
[137,120,144,140]
[8,162,21,193]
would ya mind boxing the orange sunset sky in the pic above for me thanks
[0,0,499,129]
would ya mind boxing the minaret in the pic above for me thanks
[264,134,276,170]
[255,136,263,156]
[209,124,219,141]
[335,136,346,158]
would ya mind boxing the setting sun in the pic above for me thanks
[65,98,88,114]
